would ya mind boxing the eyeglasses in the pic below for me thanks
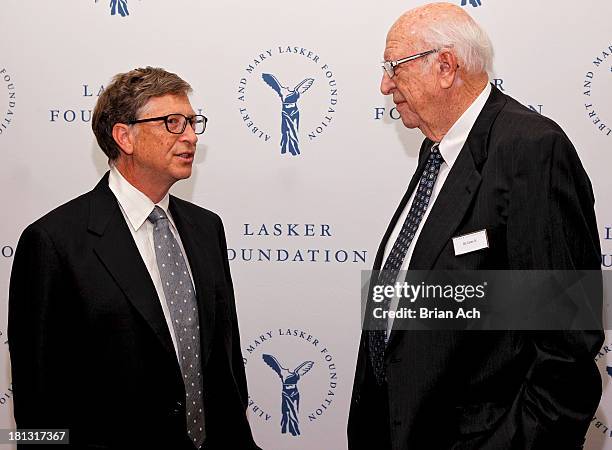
[382,49,438,78]
[128,113,208,135]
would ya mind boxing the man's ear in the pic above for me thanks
[112,123,135,156]
[437,49,459,89]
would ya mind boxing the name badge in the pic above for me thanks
[452,229,489,256]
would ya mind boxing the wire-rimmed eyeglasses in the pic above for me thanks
[382,49,438,78]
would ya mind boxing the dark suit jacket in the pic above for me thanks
[348,86,603,450]
[8,174,259,450]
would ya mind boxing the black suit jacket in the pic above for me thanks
[8,174,259,449]
[348,86,603,450]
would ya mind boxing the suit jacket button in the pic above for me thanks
[172,400,183,415]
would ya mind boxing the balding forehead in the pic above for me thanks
[390,2,471,37]
[387,21,418,46]
[385,2,473,57]
[385,15,421,58]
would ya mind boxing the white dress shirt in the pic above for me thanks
[385,82,492,335]
[108,165,195,358]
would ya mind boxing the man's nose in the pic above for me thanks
[180,123,198,145]
[380,72,395,95]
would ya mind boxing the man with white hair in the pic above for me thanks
[349,3,602,449]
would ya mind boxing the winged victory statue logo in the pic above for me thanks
[262,354,314,436]
[262,74,314,156]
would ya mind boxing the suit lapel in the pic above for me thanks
[386,85,507,348]
[88,174,177,360]
[408,85,507,271]
[406,146,482,270]
[169,198,217,368]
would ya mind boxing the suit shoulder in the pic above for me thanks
[25,190,93,237]
[16,189,98,259]
[494,93,570,145]
[488,93,583,169]
[170,196,223,228]
[490,94,589,180]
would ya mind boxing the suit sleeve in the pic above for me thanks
[506,128,603,449]
[216,217,250,410]
[8,223,71,431]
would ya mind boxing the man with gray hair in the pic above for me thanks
[349,3,602,449]
[9,67,259,449]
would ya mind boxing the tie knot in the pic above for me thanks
[147,205,168,224]
[429,143,443,163]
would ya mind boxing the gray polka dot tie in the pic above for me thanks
[148,206,206,448]
[368,144,443,385]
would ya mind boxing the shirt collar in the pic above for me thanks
[437,82,491,169]
[108,165,173,231]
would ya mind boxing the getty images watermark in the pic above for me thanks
[361,270,606,331]
[371,279,487,320]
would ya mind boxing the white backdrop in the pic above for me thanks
[1,1,611,449]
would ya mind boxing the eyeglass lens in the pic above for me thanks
[166,114,206,135]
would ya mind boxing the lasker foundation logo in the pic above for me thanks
[227,222,368,264]
[590,341,612,440]
[49,83,205,126]
[49,83,104,125]
[601,225,612,268]
[1,245,13,259]
[582,43,612,138]
[95,0,132,17]
[243,328,338,437]
[0,329,12,410]
[0,68,16,136]
[236,46,339,157]
[374,78,544,121]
